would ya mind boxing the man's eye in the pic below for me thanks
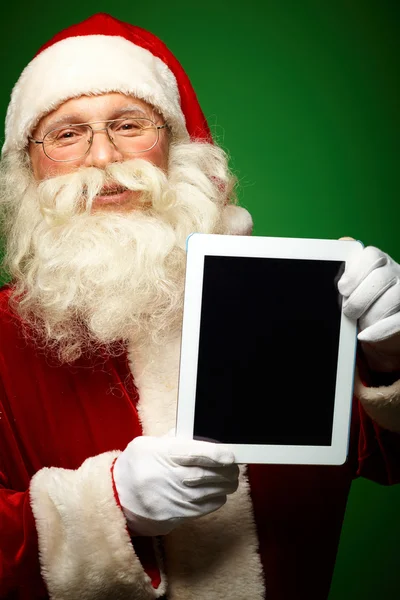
[50,129,81,142]
[61,130,80,138]
[118,121,141,131]
[112,119,151,136]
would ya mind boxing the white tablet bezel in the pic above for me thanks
[176,234,361,465]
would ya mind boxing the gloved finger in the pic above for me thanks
[338,246,387,298]
[342,263,398,320]
[359,281,400,331]
[357,312,400,343]
[159,494,227,520]
[192,495,227,516]
[169,439,236,467]
[184,479,239,499]
[182,464,239,487]
[191,480,239,502]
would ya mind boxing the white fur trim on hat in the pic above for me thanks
[3,35,189,155]
[30,451,166,599]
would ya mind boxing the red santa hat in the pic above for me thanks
[3,12,212,155]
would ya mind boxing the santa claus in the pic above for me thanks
[0,13,399,600]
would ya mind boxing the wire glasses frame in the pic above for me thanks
[28,117,169,163]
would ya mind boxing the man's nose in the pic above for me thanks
[83,128,123,169]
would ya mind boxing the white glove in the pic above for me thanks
[113,435,239,536]
[338,245,400,343]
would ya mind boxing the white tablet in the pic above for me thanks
[176,234,361,465]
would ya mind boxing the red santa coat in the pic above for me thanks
[0,285,400,600]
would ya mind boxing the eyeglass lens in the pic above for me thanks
[43,118,159,161]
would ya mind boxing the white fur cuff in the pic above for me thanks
[30,451,164,600]
[354,368,400,432]
[222,204,253,236]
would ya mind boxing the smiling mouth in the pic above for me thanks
[97,185,128,197]
[89,186,134,208]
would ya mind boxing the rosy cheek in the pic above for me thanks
[31,150,81,180]
[147,142,169,171]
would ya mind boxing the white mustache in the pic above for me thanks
[37,159,169,224]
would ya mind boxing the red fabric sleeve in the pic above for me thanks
[0,479,48,599]
[354,349,400,485]
[355,401,400,485]
[0,369,48,599]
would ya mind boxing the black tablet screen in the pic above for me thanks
[193,256,344,446]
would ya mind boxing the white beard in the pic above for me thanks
[0,142,237,362]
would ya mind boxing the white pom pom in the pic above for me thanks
[221,205,253,236]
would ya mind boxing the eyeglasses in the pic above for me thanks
[29,118,168,162]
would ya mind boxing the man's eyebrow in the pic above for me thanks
[112,106,149,118]
[42,114,82,133]
[42,105,150,133]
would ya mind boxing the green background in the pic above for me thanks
[1,1,399,597]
